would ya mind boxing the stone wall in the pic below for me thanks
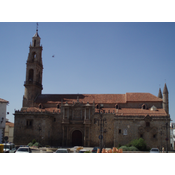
[90,113,114,148]
[14,108,170,150]
[114,116,170,150]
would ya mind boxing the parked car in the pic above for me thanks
[92,147,99,153]
[79,148,88,153]
[150,148,160,153]
[54,148,68,153]
[3,143,16,153]
[15,147,32,153]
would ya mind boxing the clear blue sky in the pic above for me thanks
[0,22,175,123]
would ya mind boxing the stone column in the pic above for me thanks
[84,126,86,146]
[84,108,86,119]
[62,126,64,147]
[88,127,90,146]
[66,126,69,146]
[67,108,69,119]
[63,108,65,119]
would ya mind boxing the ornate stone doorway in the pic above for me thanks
[72,130,82,146]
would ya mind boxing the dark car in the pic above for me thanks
[92,147,99,153]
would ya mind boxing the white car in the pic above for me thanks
[79,148,88,153]
[15,147,32,153]
[3,143,16,153]
[150,148,160,153]
[54,148,68,153]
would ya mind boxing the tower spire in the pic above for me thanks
[158,88,162,99]
[33,23,39,38]
[163,83,169,114]
[36,22,38,32]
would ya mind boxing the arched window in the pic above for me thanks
[142,104,146,109]
[32,52,36,62]
[146,122,150,127]
[34,40,36,47]
[39,104,42,109]
[28,69,34,82]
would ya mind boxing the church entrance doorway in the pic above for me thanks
[72,130,82,146]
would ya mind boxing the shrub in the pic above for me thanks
[85,151,91,153]
[129,138,147,151]
[27,142,33,147]
[119,146,129,151]
[128,146,138,151]
[119,146,139,152]
[33,142,42,148]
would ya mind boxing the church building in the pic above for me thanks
[14,29,171,150]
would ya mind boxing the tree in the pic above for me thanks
[129,138,147,151]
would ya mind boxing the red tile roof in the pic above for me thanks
[114,108,167,116]
[6,121,14,127]
[22,107,60,113]
[35,93,162,104]
[125,93,162,102]
[0,98,9,103]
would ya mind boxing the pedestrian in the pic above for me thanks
[162,146,164,153]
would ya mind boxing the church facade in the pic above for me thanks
[14,29,171,150]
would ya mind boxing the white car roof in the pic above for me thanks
[3,143,15,145]
[80,149,87,151]
[57,148,67,150]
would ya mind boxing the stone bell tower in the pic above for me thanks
[23,25,43,108]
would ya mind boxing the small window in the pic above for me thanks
[153,134,156,139]
[123,129,127,135]
[57,104,60,108]
[119,129,121,134]
[26,119,33,127]
[53,118,56,122]
[34,40,36,47]
[142,105,146,109]
[39,104,42,109]
[140,134,143,138]
[116,105,119,109]
[28,69,34,82]
[146,122,150,127]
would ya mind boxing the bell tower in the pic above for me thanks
[23,24,43,107]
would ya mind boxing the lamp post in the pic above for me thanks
[160,130,162,152]
[96,104,106,153]
[166,122,168,153]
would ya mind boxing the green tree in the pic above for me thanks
[32,139,36,144]
[129,138,147,151]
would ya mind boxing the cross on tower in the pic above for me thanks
[36,23,39,31]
